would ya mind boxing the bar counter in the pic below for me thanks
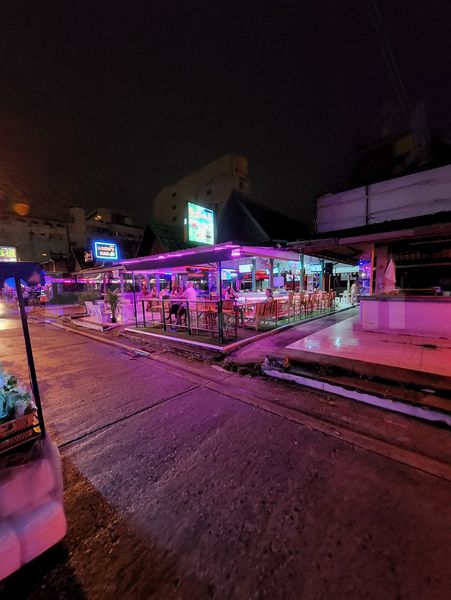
[358,294,451,338]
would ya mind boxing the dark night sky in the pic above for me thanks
[1,0,451,226]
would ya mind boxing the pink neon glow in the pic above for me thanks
[122,242,242,265]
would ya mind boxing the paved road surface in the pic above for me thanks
[0,313,451,599]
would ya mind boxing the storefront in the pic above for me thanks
[115,243,342,347]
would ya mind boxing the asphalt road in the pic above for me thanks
[1,313,451,599]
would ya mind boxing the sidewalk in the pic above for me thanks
[224,307,358,369]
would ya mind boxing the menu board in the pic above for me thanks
[187,202,214,245]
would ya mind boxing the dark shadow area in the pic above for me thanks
[0,457,208,600]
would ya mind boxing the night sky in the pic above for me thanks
[1,1,451,226]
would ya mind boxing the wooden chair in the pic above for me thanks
[276,297,289,320]
[147,299,164,326]
[222,300,238,340]
[188,301,218,336]
[254,299,277,331]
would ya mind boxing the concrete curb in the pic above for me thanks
[43,320,151,356]
[262,366,451,427]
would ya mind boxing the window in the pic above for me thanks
[172,216,178,222]
[206,189,212,196]
[172,204,177,210]
[172,191,177,197]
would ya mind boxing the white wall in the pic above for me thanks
[153,154,249,226]
[0,215,68,262]
[316,164,451,233]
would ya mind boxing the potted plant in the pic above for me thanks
[0,368,37,452]
[78,290,100,309]
[106,289,121,323]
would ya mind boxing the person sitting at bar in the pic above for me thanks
[146,287,158,311]
[225,285,238,300]
[168,286,182,325]
[265,287,274,301]
[159,287,170,300]
[176,282,197,326]
[183,281,197,302]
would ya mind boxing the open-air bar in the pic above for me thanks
[111,242,341,346]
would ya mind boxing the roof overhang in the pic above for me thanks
[290,221,451,264]
[120,243,301,273]
[72,265,125,277]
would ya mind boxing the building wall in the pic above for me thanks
[316,164,451,234]
[153,154,249,227]
[0,206,143,266]
[0,214,69,262]
[68,206,143,247]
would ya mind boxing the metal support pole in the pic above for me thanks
[186,301,192,335]
[15,278,46,437]
[141,301,146,328]
[269,258,274,289]
[162,300,167,331]
[369,245,375,296]
[299,254,304,292]
[251,258,257,292]
[132,271,138,327]
[218,261,224,343]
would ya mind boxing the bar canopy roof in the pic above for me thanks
[289,215,451,264]
[120,243,301,273]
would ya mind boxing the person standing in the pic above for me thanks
[350,280,359,306]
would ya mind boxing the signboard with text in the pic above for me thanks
[0,246,17,262]
[94,241,118,260]
[186,202,214,245]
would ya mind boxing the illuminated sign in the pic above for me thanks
[238,264,253,273]
[187,202,214,245]
[0,246,17,262]
[94,241,118,260]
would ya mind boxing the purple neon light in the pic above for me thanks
[123,243,241,264]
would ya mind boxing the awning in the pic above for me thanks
[290,220,451,264]
[72,265,125,278]
[121,243,301,273]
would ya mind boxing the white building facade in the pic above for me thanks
[0,206,143,268]
[152,154,250,228]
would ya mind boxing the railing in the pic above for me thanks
[133,291,337,342]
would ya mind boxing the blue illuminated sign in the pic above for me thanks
[94,241,118,260]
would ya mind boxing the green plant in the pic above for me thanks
[0,371,34,423]
[78,290,100,306]
[106,289,121,323]
[48,293,79,305]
